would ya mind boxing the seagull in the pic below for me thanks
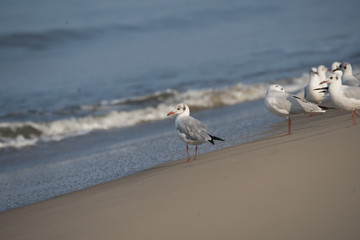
[320,67,346,112]
[304,67,327,104]
[320,73,360,125]
[265,84,326,134]
[340,62,360,87]
[167,103,224,162]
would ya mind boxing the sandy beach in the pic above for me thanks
[1,109,360,240]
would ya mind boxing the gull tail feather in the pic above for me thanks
[208,135,225,145]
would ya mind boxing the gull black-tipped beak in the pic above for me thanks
[333,67,341,72]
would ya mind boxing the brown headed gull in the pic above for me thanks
[340,62,360,87]
[265,84,326,134]
[167,103,224,162]
[320,73,360,125]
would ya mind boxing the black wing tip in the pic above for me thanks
[313,87,328,91]
[208,135,225,145]
[318,105,336,110]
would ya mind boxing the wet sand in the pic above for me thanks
[1,110,360,240]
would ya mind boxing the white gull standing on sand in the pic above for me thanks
[320,73,360,125]
[265,84,326,134]
[167,103,224,162]
[340,62,360,87]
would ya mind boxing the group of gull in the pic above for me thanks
[167,61,360,162]
[265,61,360,134]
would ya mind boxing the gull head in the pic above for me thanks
[167,103,189,117]
[310,67,318,74]
[340,62,352,74]
[309,67,318,77]
[321,73,341,85]
[317,65,330,74]
[267,84,286,94]
[332,61,341,72]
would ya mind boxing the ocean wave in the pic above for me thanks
[0,24,142,51]
[0,76,307,149]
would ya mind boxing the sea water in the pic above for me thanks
[1,0,360,211]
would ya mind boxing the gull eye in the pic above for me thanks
[336,77,338,80]
[183,107,186,111]
[177,107,180,110]
[344,66,347,69]
[280,88,283,91]
[330,77,333,79]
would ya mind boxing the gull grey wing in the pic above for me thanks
[355,73,360,80]
[268,92,307,114]
[344,79,360,87]
[343,86,360,99]
[266,91,293,115]
[287,94,322,113]
[177,117,211,142]
[285,94,307,114]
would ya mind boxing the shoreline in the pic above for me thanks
[0,99,277,212]
[1,109,360,239]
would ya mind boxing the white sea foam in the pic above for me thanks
[0,135,38,149]
[0,77,308,149]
